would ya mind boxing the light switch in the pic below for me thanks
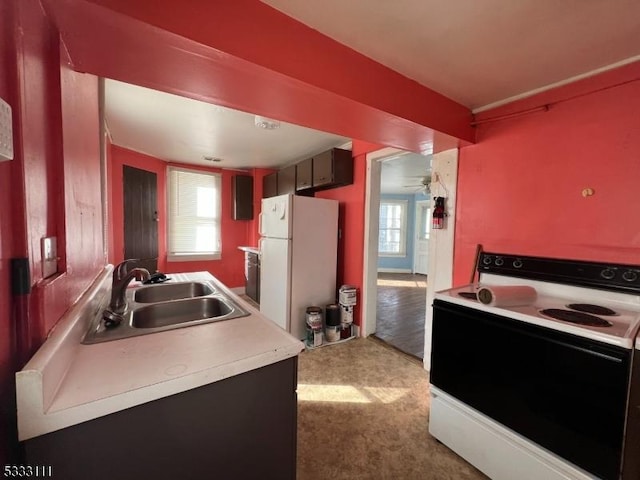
[41,237,58,279]
[0,97,13,162]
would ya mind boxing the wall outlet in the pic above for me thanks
[41,236,58,279]
[0,97,13,162]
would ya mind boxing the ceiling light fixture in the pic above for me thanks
[254,115,280,130]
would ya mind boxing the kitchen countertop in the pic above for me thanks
[237,246,260,255]
[16,268,303,441]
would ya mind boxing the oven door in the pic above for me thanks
[431,299,631,480]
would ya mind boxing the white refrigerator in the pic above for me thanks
[259,194,339,339]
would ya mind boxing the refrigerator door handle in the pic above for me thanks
[258,212,264,236]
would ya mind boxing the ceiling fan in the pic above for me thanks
[403,175,431,193]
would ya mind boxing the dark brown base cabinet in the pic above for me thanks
[23,358,298,480]
[246,251,260,304]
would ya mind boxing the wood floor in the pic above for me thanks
[374,272,427,359]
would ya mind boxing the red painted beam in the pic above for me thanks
[42,0,473,151]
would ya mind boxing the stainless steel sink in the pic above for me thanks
[134,282,215,303]
[132,297,234,328]
[82,280,249,344]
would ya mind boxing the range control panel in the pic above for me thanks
[478,251,640,294]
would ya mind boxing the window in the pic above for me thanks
[378,200,408,256]
[167,166,221,261]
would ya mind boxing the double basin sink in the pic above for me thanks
[83,280,250,344]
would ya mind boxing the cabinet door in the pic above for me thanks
[232,175,253,220]
[246,252,260,303]
[312,150,333,187]
[278,164,296,195]
[296,158,313,191]
[262,172,278,198]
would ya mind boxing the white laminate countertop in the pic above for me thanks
[237,246,260,255]
[16,269,303,441]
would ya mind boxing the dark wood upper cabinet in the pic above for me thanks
[277,164,296,195]
[295,158,313,191]
[232,175,254,220]
[262,172,278,199]
[311,150,333,188]
[312,148,353,190]
[265,148,353,197]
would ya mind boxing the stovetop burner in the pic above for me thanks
[566,303,618,316]
[540,308,613,327]
[458,292,478,300]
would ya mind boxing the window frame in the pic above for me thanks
[166,166,222,262]
[378,199,408,257]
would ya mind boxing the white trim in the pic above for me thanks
[472,55,640,113]
[423,149,458,371]
[377,268,412,273]
[362,147,404,338]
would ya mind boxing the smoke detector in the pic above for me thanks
[254,115,280,130]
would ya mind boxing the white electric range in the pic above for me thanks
[429,252,640,480]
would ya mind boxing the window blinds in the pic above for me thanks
[167,167,221,259]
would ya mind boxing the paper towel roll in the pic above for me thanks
[476,285,537,307]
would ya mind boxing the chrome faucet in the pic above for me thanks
[103,260,150,328]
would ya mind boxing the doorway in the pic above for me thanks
[365,151,430,359]
[123,165,159,272]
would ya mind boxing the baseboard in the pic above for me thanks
[377,268,412,273]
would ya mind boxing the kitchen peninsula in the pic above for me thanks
[16,268,303,480]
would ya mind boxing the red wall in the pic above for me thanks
[0,0,104,462]
[0,0,20,464]
[109,146,249,287]
[454,62,640,285]
[43,0,473,151]
[316,140,384,325]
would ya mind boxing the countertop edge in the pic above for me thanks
[18,343,302,441]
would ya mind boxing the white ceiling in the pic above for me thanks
[262,0,640,111]
[104,1,640,189]
[380,153,432,195]
[104,79,349,170]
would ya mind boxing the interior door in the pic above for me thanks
[413,200,430,275]
[123,165,158,272]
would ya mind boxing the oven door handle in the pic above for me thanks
[539,336,624,363]
[496,319,627,363]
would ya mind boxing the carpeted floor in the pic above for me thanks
[297,337,487,480]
